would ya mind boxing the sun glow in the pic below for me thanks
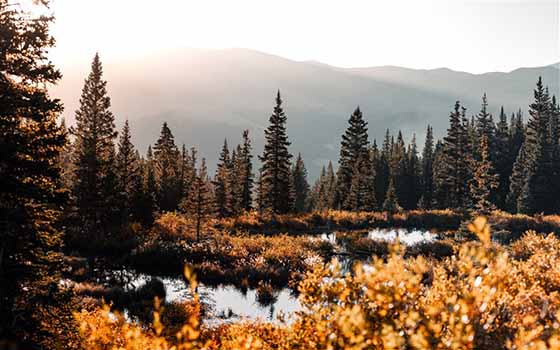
[48,0,559,73]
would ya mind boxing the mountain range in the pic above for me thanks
[51,48,560,178]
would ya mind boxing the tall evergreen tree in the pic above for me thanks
[437,102,472,209]
[239,130,254,211]
[180,158,214,241]
[115,120,140,223]
[382,178,401,213]
[0,1,78,347]
[475,93,495,156]
[470,136,499,214]
[258,91,293,214]
[511,78,556,213]
[153,122,181,211]
[214,139,233,217]
[337,107,369,209]
[71,53,119,233]
[143,146,159,222]
[494,106,512,209]
[419,126,435,209]
[344,154,377,211]
[291,153,310,213]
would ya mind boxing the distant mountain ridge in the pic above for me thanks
[51,48,560,178]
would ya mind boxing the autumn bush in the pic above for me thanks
[76,217,560,350]
[220,209,465,233]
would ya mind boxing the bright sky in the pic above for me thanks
[47,0,559,73]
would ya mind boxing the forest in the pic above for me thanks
[2,1,560,350]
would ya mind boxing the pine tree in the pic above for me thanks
[178,144,196,205]
[71,53,119,234]
[214,139,233,217]
[382,178,401,213]
[336,107,369,209]
[143,146,159,222]
[494,107,512,209]
[399,133,421,210]
[419,126,435,209]
[475,93,495,157]
[431,140,447,209]
[0,1,78,346]
[291,153,310,213]
[259,91,293,214]
[470,136,499,214]
[239,130,254,211]
[153,122,181,211]
[309,166,326,212]
[180,158,214,241]
[115,120,140,223]
[437,102,472,209]
[511,78,556,213]
[344,154,377,211]
[375,134,391,205]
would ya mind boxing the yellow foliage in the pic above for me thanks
[76,217,560,350]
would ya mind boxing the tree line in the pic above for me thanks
[60,54,560,243]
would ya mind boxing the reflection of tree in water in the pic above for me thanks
[269,304,275,320]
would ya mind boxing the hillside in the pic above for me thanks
[51,48,559,177]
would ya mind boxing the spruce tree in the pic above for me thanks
[0,1,77,346]
[512,78,556,213]
[143,146,159,222]
[336,107,369,209]
[375,131,391,204]
[259,91,293,214]
[153,122,181,211]
[382,178,401,213]
[494,107,511,209]
[214,139,233,217]
[291,153,310,213]
[475,93,496,156]
[180,158,214,241]
[71,53,119,234]
[344,154,377,211]
[115,120,140,223]
[420,126,435,209]
[470,136,499,214]
[437,102,472,209]
[239,130,254,211]
[309,166,326,212]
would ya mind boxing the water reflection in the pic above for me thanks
[127,273,300,323]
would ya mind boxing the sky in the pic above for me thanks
[46,0,559,73]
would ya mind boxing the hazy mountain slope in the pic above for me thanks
[52,48,559,178]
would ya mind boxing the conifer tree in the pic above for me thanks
[511,78,556,213]
[180,158,214,241]
[309,166,326,212]
[419,126,435,209]
[470,136,499,214]
[239,130,254,211]
[382,178,401,213]
[71,53,119,233]
[116,120,140,222]
[475,93,495,156]
[494,107,512,209]
[437,102,472,209]
[291,153,310,213]
[214,139,233,217]
[143,146,159,222]
[153,122,181,211]
[336,107,369,209]
[0,1,77,346]
[345,154,377,211]
[398,133,421,210]
[178,144,196,204]
[259,91,293,214]
[375,133,391,205]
